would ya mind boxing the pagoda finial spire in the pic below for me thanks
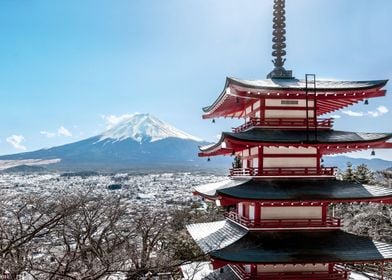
[267,0,293,79]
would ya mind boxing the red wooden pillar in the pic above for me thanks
[258,146,264,176]
[254,202,261,227]
[251,264,257,276]
[316,147,321,173]
[260,98,265,122]
[321,204,327,225]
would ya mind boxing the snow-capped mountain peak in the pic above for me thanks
[99,113,202,143]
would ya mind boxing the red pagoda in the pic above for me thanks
[186,0,392,279]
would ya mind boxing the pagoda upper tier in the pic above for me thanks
[203,77,387,119]
[194,178,392,206]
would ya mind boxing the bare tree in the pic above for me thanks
[1,189,208,280]
[0,193,77,279]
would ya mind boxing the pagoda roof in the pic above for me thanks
[186,220,248,253]
[226,77,387,91]
[203,77,388,119]
[199,129,392,156]
[194,178,392,204]
[187,220,392,264]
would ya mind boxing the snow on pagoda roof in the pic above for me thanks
[199,129,392,156]
[201,228,392,264]
[193,178,392,203]
[202,77,388,118]
[186,220,247,254]
[223,129,392,143]
[227,77,387,91]
[193,178,250,197]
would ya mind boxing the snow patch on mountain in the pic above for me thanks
[99,113,202,143]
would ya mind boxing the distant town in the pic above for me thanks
[0,171,225,209]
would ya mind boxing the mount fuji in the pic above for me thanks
[99,113,202,143]
[0,114,228,172]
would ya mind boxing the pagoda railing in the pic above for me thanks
[232,117,334,133]
[230,264,349,280]
[229,167,336,177]
[226,212,341,229]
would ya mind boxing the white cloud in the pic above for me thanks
[341,106,389,118]
[102,114,136,129]
[341,110,364,117]
[57,126,72,137]
[40,126,73,138]
[40,131,56,138]
[367,105,389,117]
[329,115,341,119]
[6,135,26,151]
[377,105,389,114]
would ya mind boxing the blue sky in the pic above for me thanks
[1,0,392,159]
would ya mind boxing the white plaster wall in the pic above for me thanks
[263,146,317,155]
[249,205,255,220]
[265,109,315,118]
[265,99,314,107]
[246,105,252,115]
[238,203,243,216]
[263,157,317,168]
[260,206,322,219]
[244,265,251,273]
[257,264,328,273]
[242,149,249,157]
[250,147,258,155]
[254,100,260,109]
[252,158,259,168]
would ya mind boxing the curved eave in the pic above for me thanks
[217,191,392,205]
[227,77,388,92]
[199,134,231,157]
[193,179,392,205]
[225,130,392,144]
[188,221,392,265]
[202,77,388,119]
[209,229,392,264]
[186,220,248,254]
[199,130,392,157]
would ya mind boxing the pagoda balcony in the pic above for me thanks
[229,167,336,177]
[232,117,334,133]
[230,265,349,280]
[226,211,342,229]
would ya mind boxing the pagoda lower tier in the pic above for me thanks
[187,220,392,280]
[186,178,392,279]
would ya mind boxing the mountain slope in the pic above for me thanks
[99,113,201,143]
[0,114,229,171]
[323,156,392,171]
